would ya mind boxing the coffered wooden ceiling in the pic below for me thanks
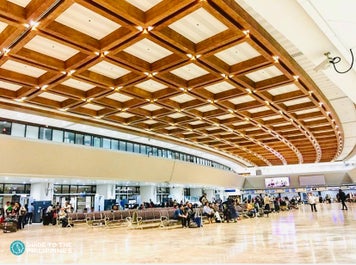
[0,0,343,167]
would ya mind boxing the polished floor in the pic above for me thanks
[1,202,355,264]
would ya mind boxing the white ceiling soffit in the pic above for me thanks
[236,0,356,161]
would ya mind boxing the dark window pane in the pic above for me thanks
[64,131,75,143]
[93,136,101,147]
[39,127,52,140]
[75,133,84,145]
[0,121,11,135]
[84,135,92,146]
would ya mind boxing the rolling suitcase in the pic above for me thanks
[2,218,17,233]
[194,216,203,227]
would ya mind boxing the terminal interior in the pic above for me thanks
[0,0,356,264]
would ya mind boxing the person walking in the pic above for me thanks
[338,189,348,210]
[308,193,317,212]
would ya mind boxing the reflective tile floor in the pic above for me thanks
[0,203,355,265]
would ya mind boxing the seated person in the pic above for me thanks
[58,208,69,227]
[173,204,188,228]
[246,200,256,217]
[203,202,215,223]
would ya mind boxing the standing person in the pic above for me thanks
[18,204,27,229]
[338,189,348,210]
[26,203,34,224]
[308,193,317,212]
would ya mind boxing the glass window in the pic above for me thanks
[152,147,157,156]
[140,145,146,154]
[111,139,119,150]
[78,185,92,193]
[64,131,75,143]
[52,129,63,142]
[54,185,62,193]
[0,121,11,135]
[39,127,52,140]
[70,185,78,193]
[11,123,25,137]
[133,143,140,153]
[162,149,168,158]
[103,138,111,149]
[84,135,92,146]
[75,133,84,145]
[93,136,101,147]
[119,141,126,151]
[126,142,133,152]
[61,185,70,193]
[25,125,39,139]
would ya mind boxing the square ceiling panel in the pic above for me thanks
[144,120,158,125]
[123,38,173,63]
[106,92,132,102]
[232,121,249,126]
[216,114,235,120]
[214,42,260,65]
[170,63,209,80]
[190,120,205,125]
[168,113,185,119]
[83,103,104,111]
[1,60,46,77]
[0,21,7,33]
[55,3,121,40]
[268,83,299,96]
[24,35,79,61]
[141,104,161,111]
[135,79,167,92]
[126,0,162,11]
[0,80,22,91]
[8,0,31,7]
[115,112,134,118]
[294,108,319,115]
[165,126,178,130]
[248,106,270,113]
[61,78,96,91]
[283,97,311,107]
[38,92,67,102]
[204,81,235,93]
[262,115,282,121]
[168,8,228,43]
[88,61,130,79]
[170,94,196,103]
[228,95,255,105]
[245,65,283,82]
[196,105,218,112]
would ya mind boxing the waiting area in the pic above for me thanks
[1,202,355,264]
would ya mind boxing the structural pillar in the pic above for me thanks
[170,186,184,203]
[140,185,157,204]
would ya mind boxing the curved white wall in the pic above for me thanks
[0,135,244,188]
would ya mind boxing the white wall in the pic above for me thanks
[0,135,243,188]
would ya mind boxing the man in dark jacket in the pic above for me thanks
[338,189,348,210]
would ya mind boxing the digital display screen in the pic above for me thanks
[265,177,290,188]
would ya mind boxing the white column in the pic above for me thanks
[190,188,203,202]
[170,186,184,203]
[96,184,116,199]
[204,189,215,202]
[30,183,54,201]
[140,185,157,204]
